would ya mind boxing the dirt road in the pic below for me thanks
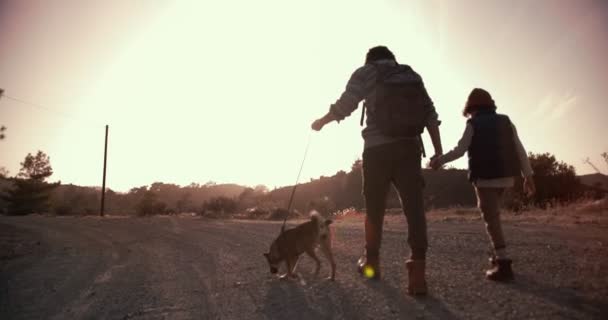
[1,215,606,319]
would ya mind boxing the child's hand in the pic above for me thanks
[523,177,536,197]
[429,155,443,170]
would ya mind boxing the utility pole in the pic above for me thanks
[100,125,109,216]
[0,89,5,140]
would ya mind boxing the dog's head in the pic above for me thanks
[311,210,333,240]
[263,239,281,274]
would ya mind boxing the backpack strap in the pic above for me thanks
[360,63,409,126]
[360,104,366,126]
[360,63,388,126]
[360,64,377,126]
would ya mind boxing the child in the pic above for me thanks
[430,88,535,281]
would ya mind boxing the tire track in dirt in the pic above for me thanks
[1,216,606,320]
[1,217,123,320]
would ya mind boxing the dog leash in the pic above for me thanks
[281,131,313,233]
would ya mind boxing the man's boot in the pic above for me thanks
[486,257,514,281]
[406,259,427,295]
[357,216,382,279]
[357,250,380,279]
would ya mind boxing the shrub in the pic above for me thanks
[136,191,167,216]
[508,152,583,210]
[52,204,73,216]
[245,207,270,218]
[200,196,238,217]
[267,208,301,220]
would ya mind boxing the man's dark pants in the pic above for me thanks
[362,139,427,260]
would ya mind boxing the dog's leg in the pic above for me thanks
[280,255,300,280]
[288,255,301,278]
[280,258,292,280]
[320,240,336,281]
[306,249,321,276]
[279,259,290,280]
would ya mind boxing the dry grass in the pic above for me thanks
[325,198,608,228]
[57,198,607,229]
[427,198,608,227]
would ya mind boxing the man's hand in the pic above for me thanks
[311,119,325,131]
[523,177,536,197]
[429,154,443,170]
[426,123,443,161]
[311,112,338,131]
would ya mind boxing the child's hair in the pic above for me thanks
[463,88,497,117]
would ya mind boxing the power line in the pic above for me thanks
[0,93,106,126]
[1,90,112,212]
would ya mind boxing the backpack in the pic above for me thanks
[360,63,433,137]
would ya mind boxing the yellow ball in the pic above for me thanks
[363,265,375,279]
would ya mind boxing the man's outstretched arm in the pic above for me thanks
[311,65,375,131]
[311,112,338,131]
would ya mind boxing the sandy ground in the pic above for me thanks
[1,213,607,320]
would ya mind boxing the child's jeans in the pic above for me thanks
[474,187,506,250]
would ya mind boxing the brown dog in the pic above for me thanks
[263,211,336,280]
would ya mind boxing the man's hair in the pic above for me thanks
[365,46,396,64]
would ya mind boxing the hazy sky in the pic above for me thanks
[1,0,607,192]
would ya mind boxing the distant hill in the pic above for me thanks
[20,170,608,216]
[197,183,246,199]
[0,179,248,215]
[266,167,476,213]
[579,173,608,191]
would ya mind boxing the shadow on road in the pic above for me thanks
[510,274,607,318]
[260,278,360,320]
[364,280,460,320]
[259,275,460,320]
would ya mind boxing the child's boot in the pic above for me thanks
[486,256,514,281]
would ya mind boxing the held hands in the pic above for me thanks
[523,177,536,197]
[429,154,443,170]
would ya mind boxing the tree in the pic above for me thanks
[200,196,238,216]
[176,192,193,213]
[237,187,257,209]
[50,184,99,215]
[237,185,269,210]
[2,151,59,215]
[0,167,8,178]
[18,151,54,181]
[510,152,582,209]
[583,157,603,174]
[149,182,181,212]
[136,190,167,216]
[343,160,364,209]
[254,184,269,194]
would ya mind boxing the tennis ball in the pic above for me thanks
[363,265,375,279]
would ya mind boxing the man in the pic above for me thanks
[311,46,442,295]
